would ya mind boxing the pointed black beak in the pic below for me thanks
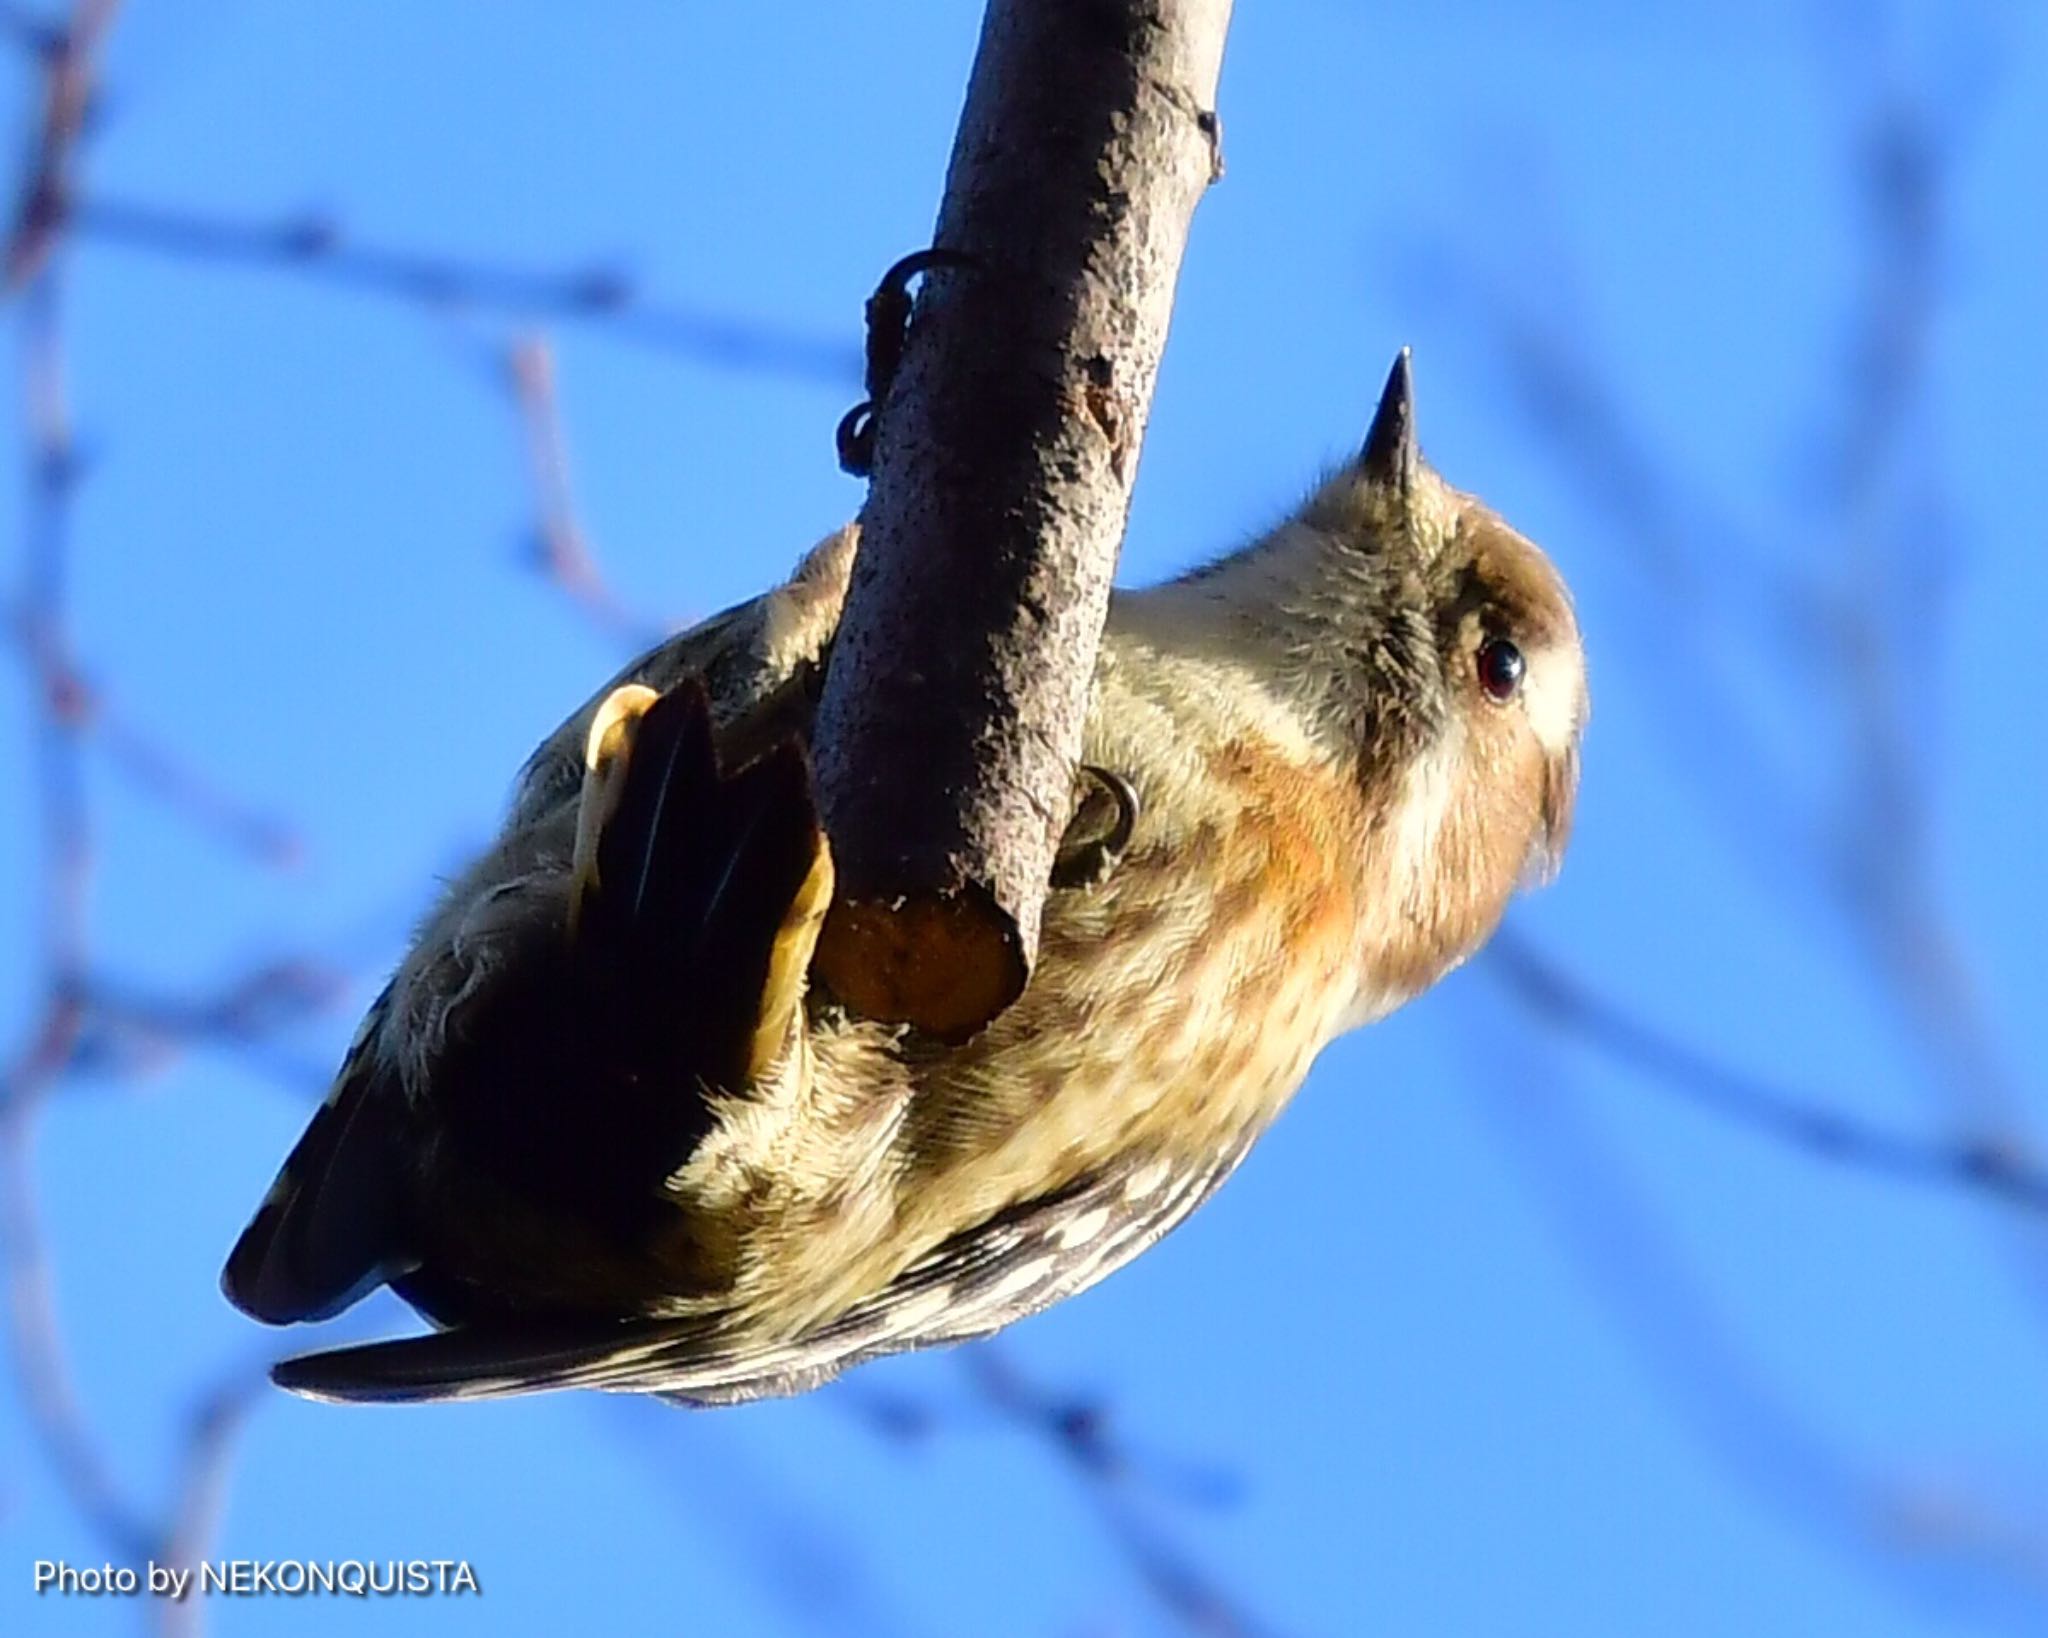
[1359,347,1418,495]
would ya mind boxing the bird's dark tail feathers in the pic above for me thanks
[568,677,833,1094]
[220,677,833,1330]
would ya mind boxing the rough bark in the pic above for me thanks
[811,0,1232,1039]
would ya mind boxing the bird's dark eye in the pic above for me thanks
[1477,637,1525,702]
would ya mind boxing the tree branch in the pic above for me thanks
[811,0,1231,1037]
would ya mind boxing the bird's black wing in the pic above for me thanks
[266,1135,1257,1405]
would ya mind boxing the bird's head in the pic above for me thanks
[1151,350,1589,1008]
[1319,350,1589,997]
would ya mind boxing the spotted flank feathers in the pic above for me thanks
[270,1136,1255,1405]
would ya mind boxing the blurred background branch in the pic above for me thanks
[69,196,861,382]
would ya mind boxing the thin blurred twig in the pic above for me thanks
[1441,15,2048,1624]
[69,195,862,383]
[1466,1020,2048,1615]
[95,705,304,868]
[0,1092,152,1558]
[600,1396,924,1638]
[504,334,669,647]
[0,23,334,1633]
[3,0,122,288]
[1432,25,2032,1173]
[1486,933,2048,1213]
[6,5,2037,1636]
[834,1346,1274,1637]
[154,1362,268,1638]
[960,1347,1279,1638]
[0,266,114,1532]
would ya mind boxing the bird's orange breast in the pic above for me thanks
[883,734,1369,1221]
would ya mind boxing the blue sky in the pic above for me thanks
[4,2,2046,1634]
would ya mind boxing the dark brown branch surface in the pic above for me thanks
[811,0,1232,1038]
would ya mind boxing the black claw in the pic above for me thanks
[836,402,877,478]
[1084,766,1139,860]
[861,248,975,397]
[836,247,978,480]
[1051,765,1141,890]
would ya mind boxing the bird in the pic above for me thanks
[222,350,1588,1405]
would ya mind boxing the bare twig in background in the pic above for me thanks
[1810,70,2022,1146]
[94,707,303,868]
[3,23,301,873]
[850,1344,1242,1509]
[1435,14,2048,1623]
[1444,53,2027,1177]
[611,1343,1278,1638]
[0,344,145,1584]
[3,0,122,288]
[811,0,1232,1038]
[8,271,88,1043]
[68,959,346,1092]
[504,334,668,648]
[153,1363,268,1638]
[601,1396,924,1638]
[4,2,2039,1633]
[1,19,332,1631]
[1,1091,151,1558]
[69,195,861,384]
[1,262,129,1550]
[0,4,63,54]
[1466,1020,2048,1613]
[837,1344,1271,1636]
[1486,934,2048,1213]
[959,1347,1277,1638]
[1405,250,1815,874]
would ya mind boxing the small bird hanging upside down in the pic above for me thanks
[223,352,1588,1405]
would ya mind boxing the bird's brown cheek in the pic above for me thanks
[1536,739,1581,880]
[1460,711,1552,902]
